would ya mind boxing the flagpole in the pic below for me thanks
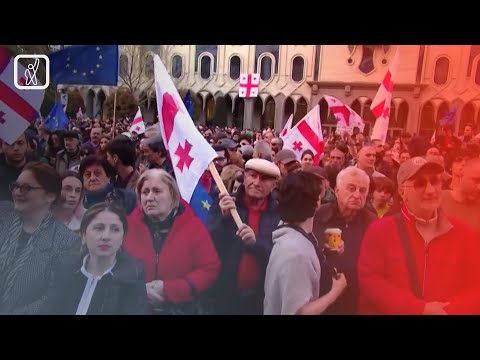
[208,163,244,230]
[112,88,117,133]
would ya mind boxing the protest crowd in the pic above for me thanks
[1,110,480,315]
[1,45,480,315]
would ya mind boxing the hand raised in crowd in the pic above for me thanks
[423,301,450,315]
[138,163,148,174]
[236,223,256,246]
[219,193,237,217]
[146,280,165,307]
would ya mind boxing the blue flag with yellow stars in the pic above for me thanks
[44,102,70,131]
[190,181,213,224]
[49,45,119,86]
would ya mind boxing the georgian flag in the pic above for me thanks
[283,105,324,165]
[154,55,218,223]
[129,107,145,134]
[279,114,293,139]
[239,73,260,98]
[323,95,365,133]
[370,47,400,144]
[0,48,45,144]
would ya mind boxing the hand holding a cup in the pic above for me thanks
[324,228,345,255]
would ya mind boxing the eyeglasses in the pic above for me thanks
[9,182,43,194]
[404,175,442,191]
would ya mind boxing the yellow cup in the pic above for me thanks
[324,228,342,249]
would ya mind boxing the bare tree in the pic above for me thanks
[119,45,155,108]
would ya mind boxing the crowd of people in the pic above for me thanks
[0,114,479,315]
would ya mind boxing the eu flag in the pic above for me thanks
[49,45,119,86]
[189,181,213,224]
[183,90,193,118]
[439,107,457,127]
[44,102,70,131]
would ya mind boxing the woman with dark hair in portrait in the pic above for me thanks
[301,150,315,169]
[97,135,111,157]
[43,203,147,315]
[264,171,347,315]
[53,171,87,233]
[123,169,220,315]
[0,162,79,314]
[79,155,137,215]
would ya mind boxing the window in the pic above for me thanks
[229,56,241,80]
[120,55,128,78]
[292,56,305,82]
[260,56,272,81]
[475,59,480,85]
[434,57,449,85]
[195,45,217,72]
[171,55,182,79]
[200,55,212,80]
[359,45,375,74]
[145,55,154,77]
[255,45,280,73]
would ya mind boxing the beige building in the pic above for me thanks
[71,45,480,138]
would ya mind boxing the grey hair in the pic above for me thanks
[142,135,165,154]
[254,140,272,160]
[336,166,370,189]
[136,168,180,210]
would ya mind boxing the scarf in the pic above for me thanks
[84,183,114,209]
[0,211,54,306]
[143,204,185,255]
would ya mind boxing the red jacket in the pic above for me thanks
[123,201,221,304]
[358,207,480,315]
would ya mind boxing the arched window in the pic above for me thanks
[294,97,308,124]
[292,56,305,82]
[171,55,183,79]
[475,58,480,86]
[434,57,450,85]
[145,55,154,77]
[420,102,435,137]
[229,56,241,80]
[120,55,128,78]
[200,55,212,80]
[259,56,273,81]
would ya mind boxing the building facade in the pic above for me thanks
[70,45,480,137]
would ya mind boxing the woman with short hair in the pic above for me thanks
[123,169,221,314]
[0,162,78,314]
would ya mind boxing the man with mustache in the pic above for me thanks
[358,157,480,314]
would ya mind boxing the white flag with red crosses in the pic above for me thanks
[154,55,217,203]
[239,73,259,98]
[323,95,365,133]
[283,105,324,165]
[370,47,400,144]
[129,107,145,135]
[279,114,293,139]
[0,48,45,144]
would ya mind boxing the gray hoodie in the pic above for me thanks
[264,226,321,315]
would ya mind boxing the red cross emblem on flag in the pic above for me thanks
[239,73,259,98]
[293,141,303,152]
[174,139,194,172]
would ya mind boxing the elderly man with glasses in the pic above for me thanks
[358,157,480,315]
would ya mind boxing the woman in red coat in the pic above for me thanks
[123,169,221,314]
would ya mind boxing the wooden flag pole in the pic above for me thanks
[112,88,117,132]
[208,162,243,230]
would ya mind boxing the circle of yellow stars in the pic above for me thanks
[65,46,104,77]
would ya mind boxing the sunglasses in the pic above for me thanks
[10,182,43,194]
[405,175,442,191]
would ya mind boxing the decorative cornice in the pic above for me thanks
[307,80,428,93]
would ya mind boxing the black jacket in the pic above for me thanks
[313,202,376,314]
[206,185,280,315]
[43,251,148,315]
